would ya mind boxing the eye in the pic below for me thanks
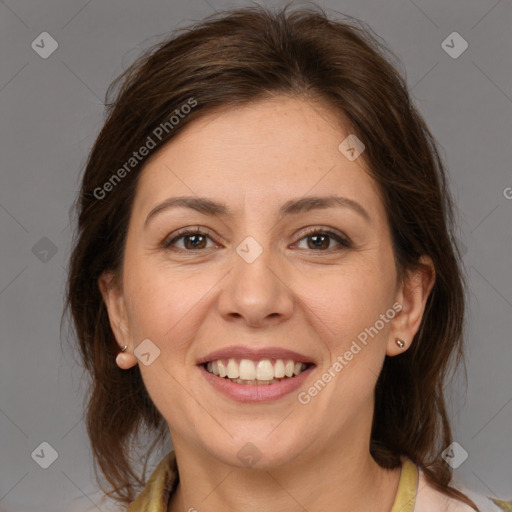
[163,227,217,251]
[294,228,352,251]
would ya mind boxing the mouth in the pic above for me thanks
[203,357,312,385]
[197,346,316,402]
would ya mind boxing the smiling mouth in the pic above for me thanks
[203,358,313,385]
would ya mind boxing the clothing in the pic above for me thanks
[127,450,510,512]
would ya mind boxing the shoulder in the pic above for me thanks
[415,469,510,512]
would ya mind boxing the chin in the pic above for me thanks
[202,431,304,470]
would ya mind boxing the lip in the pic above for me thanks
[199,363,315,403]
[197,345,315,366]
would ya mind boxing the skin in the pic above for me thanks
[99,96,435,512]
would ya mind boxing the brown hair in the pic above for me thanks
[64,3,477,509]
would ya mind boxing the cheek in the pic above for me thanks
[311,272,394,397]
[305,263,394,344]
[122,256,206,351]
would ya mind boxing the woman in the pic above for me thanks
[65,4,510,511]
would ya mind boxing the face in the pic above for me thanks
[100,96,432,469]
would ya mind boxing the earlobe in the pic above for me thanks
[386,255,436,356]
[115,345,137,369]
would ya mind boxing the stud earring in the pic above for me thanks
[395,338,406,349]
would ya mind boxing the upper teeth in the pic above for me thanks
[206,359,307,380]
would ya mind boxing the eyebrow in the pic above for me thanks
[144,194,371,228]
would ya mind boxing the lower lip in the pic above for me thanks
[199,364,315,403]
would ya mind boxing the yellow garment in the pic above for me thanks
[127,450,179,512]
[391,458,418,512]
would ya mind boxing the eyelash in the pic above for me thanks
[162,226,352,253]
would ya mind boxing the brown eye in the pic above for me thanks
[163,228,215,251]
[295,229,351,251]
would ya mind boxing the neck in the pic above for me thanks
[167,435,401,512]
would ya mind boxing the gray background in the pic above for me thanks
[0,0,511,510]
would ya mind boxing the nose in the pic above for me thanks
[217,244,295,329]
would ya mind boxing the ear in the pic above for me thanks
[387,255,436,356]
[98,271,137,369]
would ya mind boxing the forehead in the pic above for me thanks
[133,97,384,222]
